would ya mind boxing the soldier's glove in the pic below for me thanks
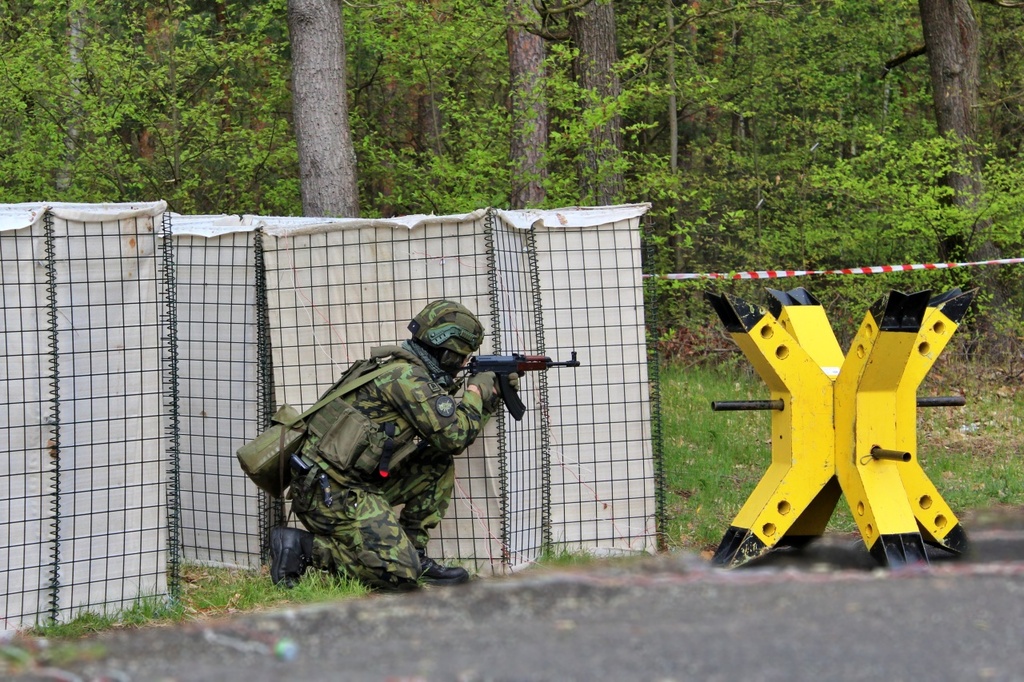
[468,372,502,414]
[507,372,520,392]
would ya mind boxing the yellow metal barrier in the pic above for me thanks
[706,287,975,568]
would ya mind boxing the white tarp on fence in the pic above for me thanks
[258,205,655,570]
[169,215,263,568]
[1,202,169,630]
[515,206,655,553]
[1,205,54,630]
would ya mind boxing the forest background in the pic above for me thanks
[2,0,1023,354]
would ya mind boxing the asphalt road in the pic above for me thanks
[7,507,1024,682]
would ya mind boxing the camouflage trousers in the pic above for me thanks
[290,449,455,591]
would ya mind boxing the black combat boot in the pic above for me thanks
[270,526,314,588]
[417,549,469,585]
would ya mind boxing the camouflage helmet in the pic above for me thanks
[408,300,484,356]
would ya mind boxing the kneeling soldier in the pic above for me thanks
[270,300,510,590]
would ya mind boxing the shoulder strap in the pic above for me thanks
[287,363,395,425]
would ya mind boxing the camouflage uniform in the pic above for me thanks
[290,324,498,590]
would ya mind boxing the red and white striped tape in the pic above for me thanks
[648,257,1024,281]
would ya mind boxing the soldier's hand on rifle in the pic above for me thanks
[467,371,497,396]
[507,372,520,392]
[467,371,502,413]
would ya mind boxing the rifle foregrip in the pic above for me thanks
[499,373,526,421]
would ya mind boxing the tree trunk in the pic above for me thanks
[567,0,624,206]
[59,1,86,193]
[417,85,444,157]
[918,0,986,255]
[919,0,1006,345]
[287,0,359,217]
[417,2,445,158]
[506,0,548,208]
[666,0,678,172]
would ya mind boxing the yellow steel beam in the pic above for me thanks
[894,289,975,554]
[706,290,840,566]
[834,293,929,566]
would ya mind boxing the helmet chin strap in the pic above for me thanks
[407,338,462,382]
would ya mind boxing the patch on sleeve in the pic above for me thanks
[434,395,457,418]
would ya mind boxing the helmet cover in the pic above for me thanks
[408,300,484,356]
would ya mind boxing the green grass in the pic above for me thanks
[660,361,775,552]
[915,360,1024,509]
[29,596,182,639]
[660,357,1024,554]
[24,565,368,640]
[177,563,367,618]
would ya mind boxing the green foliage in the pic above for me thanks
[345,0,513,216]
[623,0,1024,351]
[0,0,299,214]
[1,0,1023,331]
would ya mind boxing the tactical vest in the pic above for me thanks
[305,347,421,478]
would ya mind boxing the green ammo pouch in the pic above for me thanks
[236,362,394,497]
[307,401,400,477]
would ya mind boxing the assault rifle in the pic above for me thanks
[466,351,580,421]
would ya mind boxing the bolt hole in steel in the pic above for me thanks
[932,320,946,335]
[763,522,777,537]
[918,341,931,356]
[865,322,875,338]
[856,344,865,359]
[919,495,933,510]
[778,500,791,515]
[857,501,865,516]
[865,524,874,538]
[775,345,789,360]
[935,514,947,529]
[760,324,774,339]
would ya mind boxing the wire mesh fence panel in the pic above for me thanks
[484,212,545,569]
[0,206,59,630]
[47,204,169,623]
[1,202,658,626]
[170,218,263,569]
[521,206,657,555]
